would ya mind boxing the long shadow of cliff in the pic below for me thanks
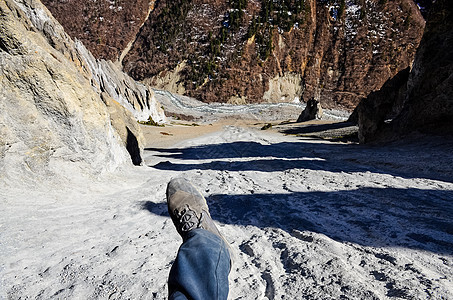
[146,141,314,160]
[147,140,453,183]
[279,121,355,135]
[143,187,453,255]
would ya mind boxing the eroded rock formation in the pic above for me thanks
[75,41,166,123]
[29,0,166,124]
[0,0,125,184]
[0,0,161,185]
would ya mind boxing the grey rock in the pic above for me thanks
[102,93,145,166]
[16,0,165,124]
[0,0,133,185]
[11,0,164,165]
[75,41,166,123]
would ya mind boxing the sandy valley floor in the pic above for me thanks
[1,119,453,299]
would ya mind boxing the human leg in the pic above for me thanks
[166,178,232,300]
[168,229,230,300]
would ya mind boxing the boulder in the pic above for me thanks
[102,93,145,166]
[351,68,410,143]
[297,98,323,122]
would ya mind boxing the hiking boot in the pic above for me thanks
[166,178,226,241]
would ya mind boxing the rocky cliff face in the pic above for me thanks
[40,0,425,110]
[40,0,431,109]
[0,0,162,186]
[395,0,453,134]
[75,41,166,123]
[40,0,154,62]
[0,0,125,185]
[119,0,424,109]
[38,0,166,125]
[352,0,453,143]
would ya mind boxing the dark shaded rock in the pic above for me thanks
[261,123,273,130]
[353,68,410,143]
[355,0,453,143]
[347,108,358,125]
[126,128,142,166]
[297,98,323,122]
[391,0,453,135]
[413,0,435,18]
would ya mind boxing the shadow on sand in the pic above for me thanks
[147,140,453,183]
[144,135,453,255]
[279,121,356,135]
[143,187,453,256]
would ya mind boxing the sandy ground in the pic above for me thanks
[2,118,453,299]
[140,117,358,149]
[140,120,243,148]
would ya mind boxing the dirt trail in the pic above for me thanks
[2,122,453,299]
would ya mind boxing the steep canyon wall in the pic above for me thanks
[42,0,425,110]
[123,0,424,109]
[41,0,155,61]
[0,0,127,185]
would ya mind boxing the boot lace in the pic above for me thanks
[174,205,201,233]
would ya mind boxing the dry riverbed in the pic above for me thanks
[2,119,453,299]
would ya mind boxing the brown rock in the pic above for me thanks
[41,0,154,61]
[121,0,424,110]
[41,0,425,110]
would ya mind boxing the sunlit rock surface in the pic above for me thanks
[0,0,158,185]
